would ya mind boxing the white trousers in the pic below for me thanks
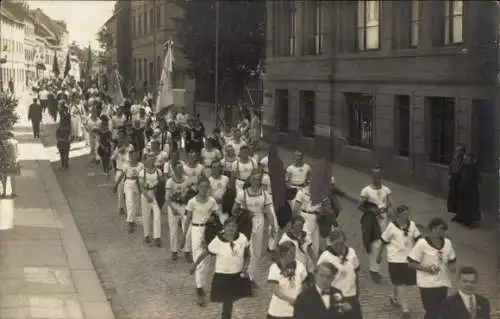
[124,181,140,223]
[235,179,246,193]
[89,134,99,160]
[183,217,192,252]
[191,224,210,288]
[267,209,280,250]
[141,192,162,238]
[114,171,125,210]
[167,204,184,252]
[301,212,319,257]
[248,213,265,280]
[369,239,382,272]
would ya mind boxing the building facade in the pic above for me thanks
[0,6,26,92]
[264,0,499,211]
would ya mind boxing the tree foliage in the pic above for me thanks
[52,51,60,77]
[96,26,113,67]
[0,93,19,170]
[174,0,265,100]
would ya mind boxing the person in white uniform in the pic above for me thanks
[85,108,102,163]
[111,134,133,215]
[317,230,362,319]
[163,150,184,180]
[267,241,309,319]
[114,150,144,233]
[279,214,316,274]
[379,205,420,317]
[208,162,230,213]
[201,138,222,177]
[360,166,393,283]
[220,145,237,177]
[227,129,246,157]
[231,172,276,290]
[182,177,219,306]
[139,154,163,247]
[292,185,321,257]
[231,145,258,192]
[164,162,190,261]
[285,151,311,193]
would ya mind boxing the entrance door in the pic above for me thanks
[472,99,496,172]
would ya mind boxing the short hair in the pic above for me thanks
[329,229,346,242]
[315,262,338,276]
[427,217,448,231]
[458,266,479,278]
[395,205,409,215]
[277,241,296,256]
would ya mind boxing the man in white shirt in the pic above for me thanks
[360,166,393,283]
[285,151,311,190]
[39,87,49,112]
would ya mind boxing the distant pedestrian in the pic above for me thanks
[447,145,466,215]
[39,87,49,112]
[454,153,481,228]
[56,124,71,170]
[28,98,42,138]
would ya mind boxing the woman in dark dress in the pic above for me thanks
[187,119,205,157]
[447,145,466,215]
[454,153,481,228]
[97,116,113,175]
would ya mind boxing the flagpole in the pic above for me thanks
[214,0,220,127]
[153,0,157,100]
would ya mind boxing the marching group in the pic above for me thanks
[25,79,492,319]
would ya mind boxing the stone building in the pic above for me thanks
[264,0,499,211]
[0,5,26,92]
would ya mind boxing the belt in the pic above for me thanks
[191,223,206,227]
[301,210,317,215]
[237,178,247,182]
[291,183,306,188]
[125,177,138,180]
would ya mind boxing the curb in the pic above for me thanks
[38,124,116,319]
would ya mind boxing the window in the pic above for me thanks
[143,12,147,34]
[143,59,148,84]
[276,90,289,132]
[138,58,142,81]
[444,0,463,44]
[138,14,142,35]
[428,97,455,164]
[345,93,373,148]
[410,0,421,47]
[395,95,410,157]
[314,3,323,54]
[156,6,161,29]
[288,4,296,56]
[132,16,136,38]
[299,91,315,138]
[357,0,380,50]
[304,2,323,55]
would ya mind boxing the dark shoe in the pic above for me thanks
[172,252,178,261]
[249,280,259,297]
[154,238,162,247]
[128,222,135,233]
[144,236,151,244]
[389,297,400,307]
[196,288,206,307]
[184,252,193,263]
[119,208,125,216]
[369,271,382,283]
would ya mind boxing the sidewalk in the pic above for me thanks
[0,95,115,319]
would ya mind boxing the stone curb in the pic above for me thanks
[38,125,116,319]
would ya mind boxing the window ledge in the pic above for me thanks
[343,144,372,153]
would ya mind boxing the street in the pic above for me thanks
[36,115,497,319]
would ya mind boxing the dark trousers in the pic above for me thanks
[221,300,233,319]
[57,141,70,168]
[419,287,448,319]
[40,99,48,112]
[31,120,41,138]
[344,296,363,319]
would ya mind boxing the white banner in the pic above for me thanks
[156,40,175,113]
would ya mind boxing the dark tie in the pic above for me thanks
[468,294,476,317]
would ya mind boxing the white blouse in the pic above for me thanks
[208,233,249,274]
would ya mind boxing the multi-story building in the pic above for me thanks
[129,1,194,105]
[0,4,26,92]
[264,0,499,211]
[103,13,118,72]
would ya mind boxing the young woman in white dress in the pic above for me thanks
[182,176,219,306]
[190,217,251,319]
[163,162,190,260]
[111,132,133,216]
[231,172,276,290]
[220,145,237,177]
[114,150,144,233]
[85,108,102,163]
[139,154,163,247]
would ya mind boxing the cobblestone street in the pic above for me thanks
[39,119,497,319]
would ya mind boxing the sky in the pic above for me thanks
[27,0,115,50]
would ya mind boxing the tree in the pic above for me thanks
[52,51,60,77]
[96,26,113,71]
[174,0,265,103]
[63,52,71,78]
[0,93,19,173]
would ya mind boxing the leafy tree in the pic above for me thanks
[0,93,19,173]
[96,26,113,70]
[63,52,71,78]
[173,0,265,102]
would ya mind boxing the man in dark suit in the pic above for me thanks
[440,266,490,319]
[294,262,352,319]
[28,98,42,138]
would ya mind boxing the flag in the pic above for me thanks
[310,156,332,205]
[86,45,92,85]
[268,143,286,214]
[108,65,124,105]
[155,39,175,113]
[63,52,71,78]
[52,51,59,77]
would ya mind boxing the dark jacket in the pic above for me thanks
[28,103,42,123]
[439,292,490,319]
[359,201,381,253]
[293,286,345,319]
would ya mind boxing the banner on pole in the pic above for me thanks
[156,39,175,113]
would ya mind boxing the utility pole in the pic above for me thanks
[153,0,157,100]
[214,1,222,128]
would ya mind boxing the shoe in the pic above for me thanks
[184,252,193,263]
[172,252,178,261]
[119,208,125,216]
[401,309,411,318]
[154,238,162,247]
[369,271,382,283]
[390,297,400,307]
[144,236,151,244]
[128,222,135,233]
[196,289,206,307]
[249,280,259,297]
